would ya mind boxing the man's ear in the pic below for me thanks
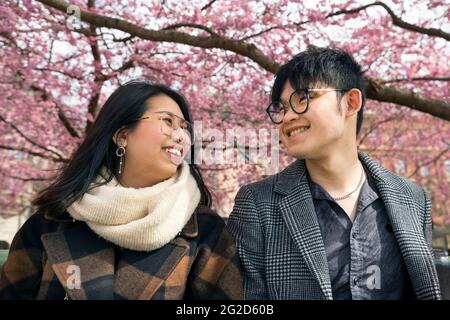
[345,88,362,117]
[112,127,128,148]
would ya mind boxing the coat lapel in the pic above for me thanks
[275,160,333,300]
[113,214,196,300]
[113,237,189,300]
[359,152,441,299]
[41,213,198,300]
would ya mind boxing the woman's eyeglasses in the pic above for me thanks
[135,111,193,145]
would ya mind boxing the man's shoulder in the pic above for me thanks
[238,168,286,197]
[382,169,427,201]
[236,160,302,201]
[241,174,277,194]
[361,152,427,203]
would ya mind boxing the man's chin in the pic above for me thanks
[286,147,309,160]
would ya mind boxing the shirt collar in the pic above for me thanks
[307,163,380,207]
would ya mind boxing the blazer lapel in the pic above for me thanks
[275,160,333,300]
[41,222,115,300]
[359,152,441,299]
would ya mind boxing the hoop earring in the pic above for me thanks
[116,146,126,175]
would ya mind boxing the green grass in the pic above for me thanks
[0,249,9,274]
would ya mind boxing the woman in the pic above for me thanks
[0,80,243,300]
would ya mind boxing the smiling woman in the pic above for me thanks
[0,80,243,300]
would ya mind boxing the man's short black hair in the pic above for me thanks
[271,46,366,135]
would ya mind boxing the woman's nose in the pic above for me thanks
[172,128,184,143]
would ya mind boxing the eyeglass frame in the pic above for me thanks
[266,88,350,124]
[133,111,194,145]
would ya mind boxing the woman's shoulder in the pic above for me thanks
[14,211,71,248]
[193,205,234,244]
[195,204,226,228]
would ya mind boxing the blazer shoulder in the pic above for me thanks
[361,152,427,204]
[237,172,280,201]
[376,165,428,206]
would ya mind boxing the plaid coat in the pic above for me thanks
[0,205,243,300]
[227,152,441,300]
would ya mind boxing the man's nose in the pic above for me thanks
[282,105,300,124]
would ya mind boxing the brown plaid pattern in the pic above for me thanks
[0,206,243,300]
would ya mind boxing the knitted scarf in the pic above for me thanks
[67,161,200,251]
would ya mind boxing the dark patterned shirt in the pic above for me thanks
[308,166,414,300]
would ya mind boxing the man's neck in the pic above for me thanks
[305,149,362,195]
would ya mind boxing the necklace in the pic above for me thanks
[332,162,366,201]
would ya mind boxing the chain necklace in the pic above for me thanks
[332,162,366,201]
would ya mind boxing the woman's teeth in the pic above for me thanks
[166,148,182,157]
[289,127,309,137]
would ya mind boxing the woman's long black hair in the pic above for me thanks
[33,80,212,217]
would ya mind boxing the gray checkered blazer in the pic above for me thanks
[226,151,441,300]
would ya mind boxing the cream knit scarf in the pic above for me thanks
[67,161,201,251]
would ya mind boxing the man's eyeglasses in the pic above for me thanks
[136,111,193,145]
[266,88,349,124]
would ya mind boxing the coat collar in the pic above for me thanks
[274,151,440,300]
[41,209,201,299]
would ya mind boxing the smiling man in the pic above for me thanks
[226,46,441,300]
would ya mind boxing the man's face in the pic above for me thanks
[278,81,347,160]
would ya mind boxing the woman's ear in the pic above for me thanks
[112,127,128,148]
[345,88,363,117]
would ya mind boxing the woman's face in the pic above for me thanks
[117,94,192,187]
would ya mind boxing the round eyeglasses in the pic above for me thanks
[266,88,349,124]
[136,111,193,145]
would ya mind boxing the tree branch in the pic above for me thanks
[4,174,52,182]
[85,0,103,133]
[162,23,219,37]
[201,0,218,11]
[358,114,405,145]
[0,144,67,162]
[327,1,450,41]
[35,0,450,120]
[34,67,84,80]
[0,114,65,160]
[365,78,450,120]
[30,84,81,138]
[36,0,280,73]
[239,26,281,41]
[381,76,450,84]
[407,147,450,178]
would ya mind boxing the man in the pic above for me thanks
[226,46,441,300]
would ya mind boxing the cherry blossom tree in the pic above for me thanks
[0,0,449,220]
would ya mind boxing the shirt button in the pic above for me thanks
[352,232,357,239]
[352,277,359,287]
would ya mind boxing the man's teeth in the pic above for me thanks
[289,127,309,137]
